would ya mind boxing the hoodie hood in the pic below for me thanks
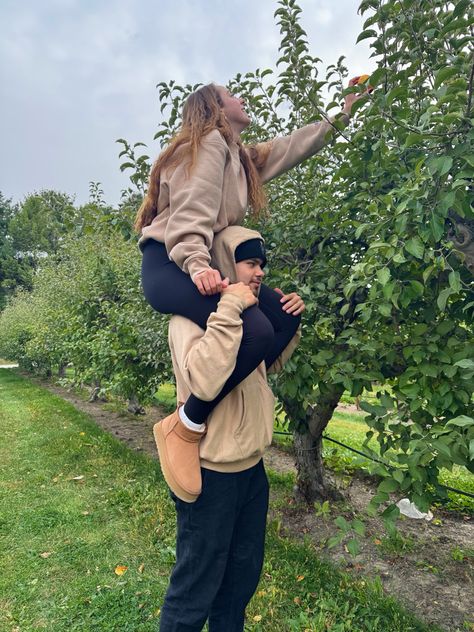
[211,226,265,283]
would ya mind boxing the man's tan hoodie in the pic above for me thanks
[168,226,300,473]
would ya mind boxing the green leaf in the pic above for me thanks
[368,68,386,87]
[437,288,453,311]
[386,86,407,105]
[377,267,391,285]
[327,534,343,549]
[404,133,423,148]
[392,469,404,484]
[418,363,438,377]
[434,67,459,89]
[352,519,365,536]
[378,303,392,317]
[413,323,428,335]
[119,162,135,172]
[346,538,360,556]
[313,349,334,365]
[409,281,424,297]
[405,237,424,259]
[378,478,399,493]
[462,155,474,168]
[360,401,387,416]
[399,383,420,397]
[436,320,454,335]
[453,0,471,17]
[335,515,350,531]
[428,156,453,176]
[430,213,445,241]
[446,415,474,428]
[393,252,406,264]
[383,282,395,300]
[356,29,377,43]
[454,359,474,369]
[441,16,473,36]
[431,439,453,457]
[448,271,461,292]
[381,503,400,521]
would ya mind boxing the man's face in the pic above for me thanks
[235,258,265,296]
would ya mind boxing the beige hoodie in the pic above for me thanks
[139,114,350,280]
[168,226,300,472]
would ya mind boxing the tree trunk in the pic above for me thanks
[58,363,66,378]
[88,381,107,402]
[283,385,345,503]
[127,392,145,415]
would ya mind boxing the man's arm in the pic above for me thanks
[169,284,256,401]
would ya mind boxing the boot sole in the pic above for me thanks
[153,421,200,503]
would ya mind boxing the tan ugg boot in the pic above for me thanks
[153,409,206,503]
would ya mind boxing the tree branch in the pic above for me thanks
[466,49,474,118]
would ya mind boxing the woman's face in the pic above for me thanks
[216,86,250,131]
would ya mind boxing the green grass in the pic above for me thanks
[0,368,436,631]
[154,382,176,413]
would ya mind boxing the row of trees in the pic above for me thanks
[0,229,171,411]
[1,0,473,515]
[0,185,140,310]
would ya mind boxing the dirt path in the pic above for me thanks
[20,373,474,632]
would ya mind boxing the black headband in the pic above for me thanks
[234,239,267,267]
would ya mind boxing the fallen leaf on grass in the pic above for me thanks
[253,615,262,622]
[374,538,382,545]
[296,574,305,582]
[114,565,128,576]
[39,552,52,558]
[70,475,85,481]
[294,597,301,605]
[138,563,145,573]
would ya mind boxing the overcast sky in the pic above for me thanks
[0,0,374,208]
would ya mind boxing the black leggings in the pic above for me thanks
[141,240,300,423]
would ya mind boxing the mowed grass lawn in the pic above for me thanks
[0,370,437,631]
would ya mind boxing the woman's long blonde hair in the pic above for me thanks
[134,83,269,233]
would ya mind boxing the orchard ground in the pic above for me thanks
[6,367,472,632]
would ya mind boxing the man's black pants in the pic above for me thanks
[159,460,269,632]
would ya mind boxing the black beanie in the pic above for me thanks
[234,238,267,267]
